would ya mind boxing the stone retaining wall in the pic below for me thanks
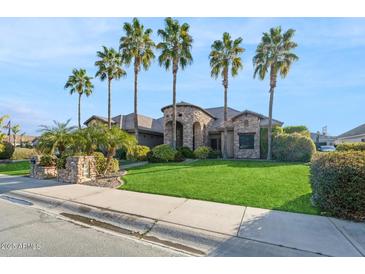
[57,156,96,184]
[30,155,57,179]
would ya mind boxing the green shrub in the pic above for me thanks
[194,146,211,159]
[92,151,119,174]
[260,126,283,159]
[272,133,316,162]
[151,144,177,162]
[109,158,120,173]
[174,151,185,162]
[208,150,221,159]
[127,145,150,161]
[283,125,310,137]
[177,146,195,158]
[0,142,15,160]
[115,148,127,160]
[56,155,67,169]
[11,148,37,160]
[147,151,160,163]
[39,154,57,167]
[310,151,365,221]
[92,152,107,175]
[336,142,365,152]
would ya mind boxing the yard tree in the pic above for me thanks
[209,32,244,159]
[253,26,298,160]
[38,119,76,155]
[99,125,137,175]
[11,124,20,147]
[95,46,126,129]
[157,17,193,149]
[119,18,155,141]
[64,68,94,129]
[0,115,9,142]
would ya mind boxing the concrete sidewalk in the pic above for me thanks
[1,174,364,257]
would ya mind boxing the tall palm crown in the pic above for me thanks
[253,26,298,160]
[119,18,155,72]
[95,46,126,129]
[157,17,193,72]
[119,18,155,140]
[253,26,298,82]
[95,46,125,82]
[64,68,94,129]
[157,17,193,149]
[209,32,244,158]
[209,32,244,80]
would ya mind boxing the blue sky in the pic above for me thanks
[0,17,364,136]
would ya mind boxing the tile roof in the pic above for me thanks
[337,123,365,138]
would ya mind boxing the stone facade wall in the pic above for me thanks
[163,106,214,150]
[57,156,96,184]
[30,155,57,179]
[233,114,261,159]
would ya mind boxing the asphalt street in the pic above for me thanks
[0,198,185,257]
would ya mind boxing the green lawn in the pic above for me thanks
[121,160,318,215]
[0,161,30,176]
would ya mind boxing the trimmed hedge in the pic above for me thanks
[177,146,195,159]
[272,133,316,162]
[283,125,310,137]
[11,147,37,160]
[336,142,365,152]
[193,146,211,159]
[150,144,177,162]
[127,145,150,161]
[310,151,365,221]
[0,141,15,159]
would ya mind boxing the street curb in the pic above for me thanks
[4,190,206,256]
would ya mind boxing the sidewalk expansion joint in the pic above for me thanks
[327,217,364,256]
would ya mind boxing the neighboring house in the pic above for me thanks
[85,101,283,159]
[335,123,365,144]
[84,113,164,148]
[310,132,336,147]
[162,101,283,159]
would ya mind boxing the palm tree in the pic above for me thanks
[11,124,20,147]
[99,125,137,175]
[64,68,94,129]
[119,18,155,141]
[38,119,76,155]
[157,17,193,149]
[95,46,126,129]
[209,32,244,159]
[253,26,298,160]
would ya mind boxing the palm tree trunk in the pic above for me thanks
[104,147,116,175]
[223,71,228,159]
[134,66,139,142]
[108,79,112,129]
[267,68,277,160]
[172,68,177,149]
[78,93,82,129]
[13,134,16,147]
